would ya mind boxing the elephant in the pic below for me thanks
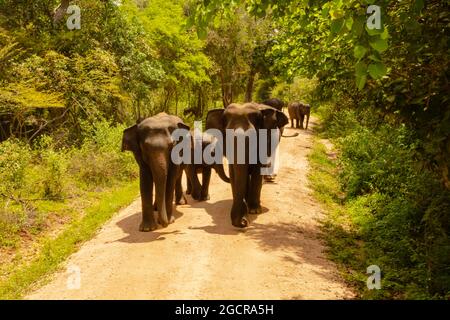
[185,132,230,201]
[288,102,311,129]
[206,102,289,228]
[262,98,285,111]
[121,113,190,232]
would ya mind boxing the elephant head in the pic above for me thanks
[122,113,190,231]
[205,103,288,228]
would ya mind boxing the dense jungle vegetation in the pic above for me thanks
[0,0,448,299]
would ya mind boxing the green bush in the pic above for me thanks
[0,139,32,196]
[70,120,137,187]
[271,77,319,103]
[0,121,138,249]
[33,135,69,200]
[316,102,450,299]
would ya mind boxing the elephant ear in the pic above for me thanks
[260,106,289,129]
[205,109,225,131]
[122,125,139,153]
[177,122,190,131]
[275,110,289,128]
[170,121,190,146]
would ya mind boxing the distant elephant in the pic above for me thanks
[262,98,285,111]
[122,113,190,232]
[288,102,311,129]
[206,103,289,228]
[185,132,230,201]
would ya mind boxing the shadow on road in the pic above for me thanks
[245,221,343,284]
[114,208,184,243]
[188,197,270,236]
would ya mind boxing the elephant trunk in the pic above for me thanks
[148,150,169,227]
[229,163,249,228]
[213,163,230,183]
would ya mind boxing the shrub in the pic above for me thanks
[33,135,69,200]
[317,102,450,299]
[70,120,137,188]
[0,121,138,249]
[0,139,32,196]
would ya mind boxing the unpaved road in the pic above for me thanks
[27,118,354,300]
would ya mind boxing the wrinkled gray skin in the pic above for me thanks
[122,113,190,232]
[288,102,311,129]
[185,132,230,201]
[206,103,289,228]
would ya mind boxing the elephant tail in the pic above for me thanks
[213,163,230,183]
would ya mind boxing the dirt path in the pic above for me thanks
[27,117,354,300]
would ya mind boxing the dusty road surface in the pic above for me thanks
[27,117,354,300]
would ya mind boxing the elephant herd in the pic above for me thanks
[122,99,311,231]
[264,98,311,129]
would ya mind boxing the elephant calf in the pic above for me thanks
[288,102,311,129]
[185,132,230,201]
[122,113,190,232]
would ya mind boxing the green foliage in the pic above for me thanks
[0,180,139,300]
[271,77,319,103]
[189,0,450,187]
[35,136,69,199]
[0,121,138,249]
[0,0,217,139]
[313,103,450,299]
[71,120,137,186]
[0,139,31,194]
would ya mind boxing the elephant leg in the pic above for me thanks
[296,118,300,128]
[300,115,305,129]
[305,113,310,130]
[247,166,263,214]
[229,164,249,228]
[291,119,294,128]
[186,173,192,195]
[165,163,178,225]
[139,164,157,232]
[200,166,211,201]
[186,164,202,200]
[175,169,187,205]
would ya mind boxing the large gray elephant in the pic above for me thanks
[185,132,230,201]
[206,103,289,228]
[122,113,190,232]
[288,102,311,129]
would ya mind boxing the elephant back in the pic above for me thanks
[262,98,284,111]
[288,102,300,119]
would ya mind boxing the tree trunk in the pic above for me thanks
[53,0,71,24]
[245,69,256,102]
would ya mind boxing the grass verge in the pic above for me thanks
[307,138,367,298]
[0,180,139,299]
